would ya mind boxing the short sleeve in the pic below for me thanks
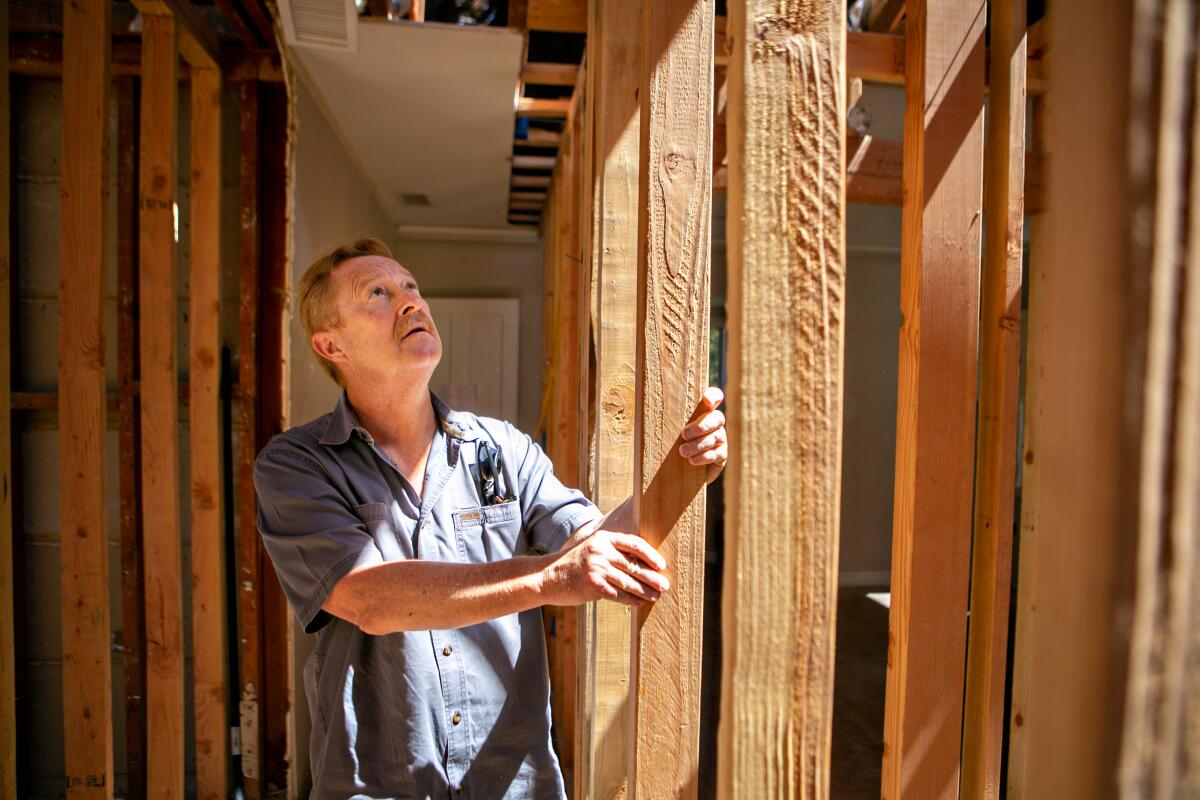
[506,423,602,553]
[255,444,385,633]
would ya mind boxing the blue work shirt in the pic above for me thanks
[254,391,601,799]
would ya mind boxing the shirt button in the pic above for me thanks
[443,645,453,656]
[452,711,462,725]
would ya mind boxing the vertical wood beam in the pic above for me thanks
[237,79,265,800]
[960,0,1026,796]
[1015,2,1137,796]
[189,64,229,800]
[881,0,985,797]
[577,0,640,796]
[0,7,14,798]
[139,13,184,799]
[116,74,147,800]
[59,1,114,796]
[717,0,845,796]
[630,0,713,796]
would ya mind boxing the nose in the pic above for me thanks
[396,288,422,317]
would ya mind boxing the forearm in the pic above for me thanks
[325,554,554,634]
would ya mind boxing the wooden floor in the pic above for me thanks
[831,585,890,799]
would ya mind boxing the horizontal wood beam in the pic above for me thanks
[9,38,283,82]
[867,0,906,32]
[518,97,572,119]
[130,0,220,67]
[521,61,578,85]
[843,31,1046,93]
[510,190,548,201]
[513,154,558,170]
[512,174,552,188]
[526,0,586,32]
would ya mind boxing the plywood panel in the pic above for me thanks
[630,1,713,796]
[717,0,845,796]
[881,1,985,797]
[58,1,115,796]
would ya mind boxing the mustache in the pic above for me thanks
[394,311,434,340]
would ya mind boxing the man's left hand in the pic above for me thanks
[679,387,728,484]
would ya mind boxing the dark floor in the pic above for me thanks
[831,586,890,800]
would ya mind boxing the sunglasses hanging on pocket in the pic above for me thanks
[476,439,514,506]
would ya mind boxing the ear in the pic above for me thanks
[311,330,349,365]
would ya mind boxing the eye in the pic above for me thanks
[404,281,419,292]
[369,285,388,298]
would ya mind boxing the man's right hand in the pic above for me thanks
[540,529,670,607]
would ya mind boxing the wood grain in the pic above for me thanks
[1017,2,1138,796]
[189,65,229,800]
[960,0,1026,796]
[59,1,115,796]
[577,1,640,796]
[116,73,147,800]
[237,79,265,800]
[630,1,713,797]
[139,12,184,799]
[881,1,985,798]
[717,1,844,797]
[527,0,587,32]
[0,8,14,798]
[1118,1,1200,796]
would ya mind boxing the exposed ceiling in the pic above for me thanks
[286,18,526,230]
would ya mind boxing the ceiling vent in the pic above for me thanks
[278,0,358,52]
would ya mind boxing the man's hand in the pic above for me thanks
[541,527,670,607]
[680,386,728,483]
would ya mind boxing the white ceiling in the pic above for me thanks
[287,18,525,229]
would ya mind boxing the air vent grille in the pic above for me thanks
[279,0,357,52]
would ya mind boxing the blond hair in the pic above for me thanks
[298,236,394,386]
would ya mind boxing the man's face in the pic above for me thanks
[317,255,442,385]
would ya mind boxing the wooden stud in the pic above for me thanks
[630,1,713,797]
[717,0,845,796]
[513,175,553,189]
[577,1,640,796]
[139,13,185,798]
[1016,2,1139,795]
[1117,0,1198,795]
[116,74,147,800]
[237,79,265,800]
[59,2,115,797]
[514,154,559,170]
[258,83,292,792]
[847,31,905,84]
[130,0,220,68]
[0,5,13,796]
[512,190,549,202]
[881,1,985,798]
[960,0,1026,796]
[189,65,229,800]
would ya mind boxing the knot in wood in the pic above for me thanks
[664,150,691,176]
[754,15,803,51]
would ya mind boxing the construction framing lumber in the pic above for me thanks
[8,39,282,83]
[1119,0,1200,794]
[116,74,147,800]
[576,0,640,796]
[238,79,266,800]
[0,9,14,799]
[718,0,845,795]
[139,14,185,797]
[58,2,115,796]
[130,0,220,68]
[518,97,572,119]
[630,0,713,796]
[522,62,578,86]
[189,65,229,800]
[867,0,906,33]
[847,31,905,84]
[961,0,1026,796]
[881,1,985,797]
[1015,3,1138,795]
[527,0,587,32]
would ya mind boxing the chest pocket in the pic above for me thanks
[453,500,524,562]
[352,501,411,561]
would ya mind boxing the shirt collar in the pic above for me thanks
[319,389,473,446]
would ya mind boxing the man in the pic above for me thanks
[255,237,728,799]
